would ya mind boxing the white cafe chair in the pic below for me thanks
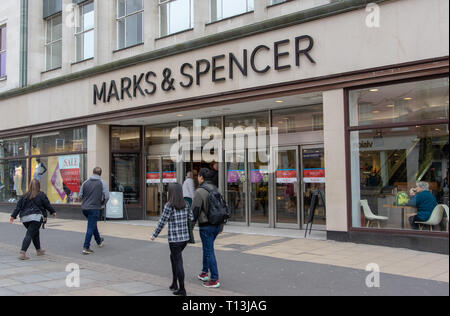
[415,204,446,232]
[361,200,388,228]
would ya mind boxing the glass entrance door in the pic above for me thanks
[302,146,326,230]
[146,156,177,218]
[275,147,300,226]
[225,150,270,226]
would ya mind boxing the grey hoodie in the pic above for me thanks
[79,175,110,210]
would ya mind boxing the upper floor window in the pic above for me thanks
[75,1,95,62]
[159,0,193,37]
[210,0,254,22]
[268,0,289,5]
[117,0,143,50]
[0,25,6,78]
[45,14,62,71]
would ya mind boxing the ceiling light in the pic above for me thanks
[372,110,380,114]
[177,114,184,117]
[369,89,379,92]
[386,104,395,108]
[403,97,413,101]
[275,100,284,103]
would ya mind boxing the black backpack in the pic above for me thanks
[201,185,231,225]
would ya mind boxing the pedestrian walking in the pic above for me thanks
[183,171,196,207]
[151,183,194,296]
[79,167,109,255]
[192,168,228,289]
[9,179,56,260]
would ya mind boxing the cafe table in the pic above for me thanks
[383,204,417,229]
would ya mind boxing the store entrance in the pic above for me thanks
[274,145,326,230]
[225,149,270,226]
[145,156,177,218]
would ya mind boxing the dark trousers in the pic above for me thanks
[83,210,102,249]
[169,241,188,290]
[21,221,41,252]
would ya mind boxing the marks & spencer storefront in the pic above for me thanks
[0,0,448,253]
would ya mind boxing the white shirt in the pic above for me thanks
[182,178,195,199]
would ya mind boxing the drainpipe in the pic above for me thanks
[19,0,28,87]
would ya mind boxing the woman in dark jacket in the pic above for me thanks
[10,179,56,260]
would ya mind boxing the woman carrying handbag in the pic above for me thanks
[151,183,194,296]
[10,179,56,260]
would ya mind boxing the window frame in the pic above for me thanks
[45,14,63,71]
[116,0,144,50]
[210,0,254,23]
[345,74,450,237]
[158,0,193,38]
[74,0,95,63]
[0,24,6,78]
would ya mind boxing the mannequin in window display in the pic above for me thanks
[33,159,47,181]
[14,164,24,197]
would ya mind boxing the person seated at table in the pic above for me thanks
[408,181,438,230]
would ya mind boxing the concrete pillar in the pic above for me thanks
[87,124,110,188]
[323,89,348,232]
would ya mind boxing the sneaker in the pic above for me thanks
[82,248,94,255]
[98,238,105,248]
[18,251,30,261]
[203,280,220,288]
[197,272,210,282]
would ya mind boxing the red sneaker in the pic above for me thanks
[203,279,221,288]
[198,272,210,282]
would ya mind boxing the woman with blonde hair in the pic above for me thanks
[10,179,56,260]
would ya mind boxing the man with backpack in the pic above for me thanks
[192,168,230,288]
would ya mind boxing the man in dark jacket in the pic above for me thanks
[192,168,223,289]
[79,167,110,255]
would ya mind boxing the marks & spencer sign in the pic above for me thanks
[93,35,315,105]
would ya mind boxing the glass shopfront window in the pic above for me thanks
[0,137,29,158]
[349,77,449,127]
[111,126,141,152]
[30,155,87,204]
[0,159,29,203]
[112,153,140,204]
[273,104,324,134]
[111,126,142,204]
[0,127,87,205]
[32,127,87,155]
[349,78,449,232]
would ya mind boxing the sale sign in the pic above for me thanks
[163,171,177,183]
[276,169,297,183]
[58,155,80,193]
[146,172,160,184]
[303,168,325,183]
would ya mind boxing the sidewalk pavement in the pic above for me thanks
[0,213,447,284]
[0,242,241,296]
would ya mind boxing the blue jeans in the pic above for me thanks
[83,210,102,249]
[200,225,221,281]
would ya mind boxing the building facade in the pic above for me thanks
[0,0,448,253]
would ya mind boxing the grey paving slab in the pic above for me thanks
[0,288,19,296]
[12,274,53,284]
[134,289,174,296]
[0,279,23,288]
[41,271,72,281]
[0,267,38,277]
[106,282,165,295]
[6,284,47,295]
[38,279,70,290]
